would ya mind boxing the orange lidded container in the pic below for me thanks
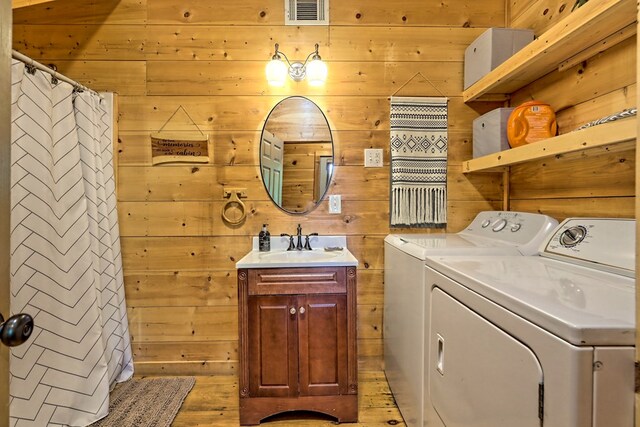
[506,101,557,148]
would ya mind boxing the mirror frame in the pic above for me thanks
[260,96,334,215]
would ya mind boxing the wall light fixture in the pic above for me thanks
[266,43,327,87]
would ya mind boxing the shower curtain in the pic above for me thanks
[9,60,133,426]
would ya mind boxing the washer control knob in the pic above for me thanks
[559,226,587,247]
[510,223,522,232]
[481,219,491,228]
[492,219,508,232]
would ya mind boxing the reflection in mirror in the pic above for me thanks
[260,96,334,214]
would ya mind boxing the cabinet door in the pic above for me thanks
[248,295,299,397]
[297,294,349,396]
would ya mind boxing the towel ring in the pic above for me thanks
[222,189,247,225]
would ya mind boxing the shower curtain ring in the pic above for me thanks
[47,64,59,85]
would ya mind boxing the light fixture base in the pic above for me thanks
[288,62,306,82]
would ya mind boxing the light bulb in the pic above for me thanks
[266,58,287,87]
[306,58,327,86]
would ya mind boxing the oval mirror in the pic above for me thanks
[260,96,334,214]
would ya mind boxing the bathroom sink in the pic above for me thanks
[236,235,358,269]
[259,249,342,262]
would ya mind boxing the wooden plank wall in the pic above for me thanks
[12,0,508,375]
[507,0,636,219]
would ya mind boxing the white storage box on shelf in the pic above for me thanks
[464,27,535,90]
[472,107,514,158]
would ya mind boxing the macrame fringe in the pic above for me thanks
[391,187,447,227]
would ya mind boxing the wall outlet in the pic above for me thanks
[364,148,383,167]
[329,195,341,214]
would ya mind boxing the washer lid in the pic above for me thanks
[425,255,635,346]
[384,211,558,259]
[384,234,521,260]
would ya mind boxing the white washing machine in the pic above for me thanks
[384,211,558,427]
[424,218,635,427]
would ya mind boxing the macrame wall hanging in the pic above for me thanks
[389,72,449,228]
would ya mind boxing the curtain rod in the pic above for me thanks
[11,50,99,96]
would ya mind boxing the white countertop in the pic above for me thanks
[236,235,359,269]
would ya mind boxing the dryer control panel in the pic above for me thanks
[541,218,635,277]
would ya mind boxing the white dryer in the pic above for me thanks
[425,218,635,427]
[384,211,558,427]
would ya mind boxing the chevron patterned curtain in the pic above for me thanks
[9,60,133,426]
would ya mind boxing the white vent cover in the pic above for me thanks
[285,0,329,25]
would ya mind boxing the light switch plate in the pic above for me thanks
[364,148,383,167]
[329,195,341,214]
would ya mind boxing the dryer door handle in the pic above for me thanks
[436,334,445,375]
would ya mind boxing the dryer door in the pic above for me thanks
[429,288,543,427]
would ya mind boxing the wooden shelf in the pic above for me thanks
[463,118,637,173]
[463,0,637,102]
[12,0,56,8]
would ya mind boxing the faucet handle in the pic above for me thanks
[280,233,296,251]
[303,233,319,250]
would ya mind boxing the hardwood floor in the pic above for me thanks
[170,371,406,426]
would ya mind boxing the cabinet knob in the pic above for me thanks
[290,307,296,315]
[299,307,305,314]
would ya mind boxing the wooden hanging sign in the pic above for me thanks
[151,133,209,165]
[150,105,210,165]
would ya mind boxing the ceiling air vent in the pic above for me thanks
[285,0,329,25]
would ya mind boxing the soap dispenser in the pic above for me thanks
[258,224,270,252]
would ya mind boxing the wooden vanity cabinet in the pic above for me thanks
[238,266,358,425]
